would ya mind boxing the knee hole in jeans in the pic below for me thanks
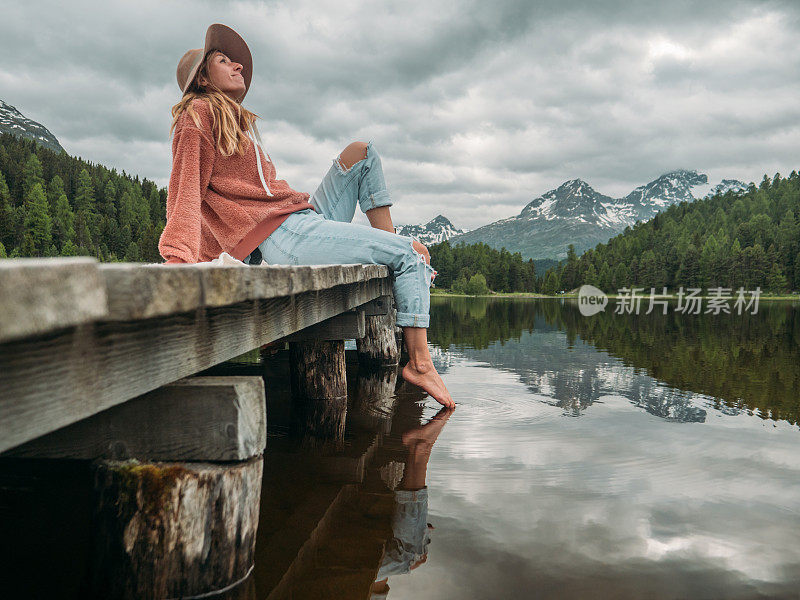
[334,139,374,176]
[407,237,438,285]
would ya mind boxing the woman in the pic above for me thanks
[159,24,453,408]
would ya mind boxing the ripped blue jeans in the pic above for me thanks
[243,140,436,328]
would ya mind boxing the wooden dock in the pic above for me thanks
[0,256,404,599]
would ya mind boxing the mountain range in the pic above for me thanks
[447,171,748,260]
[0,100,64,154]
[395,215,468,245]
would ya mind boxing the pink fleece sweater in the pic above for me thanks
[158,98,314,263]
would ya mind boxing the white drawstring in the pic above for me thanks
[247,123,274,197]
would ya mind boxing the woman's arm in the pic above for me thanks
[158,120,216,264]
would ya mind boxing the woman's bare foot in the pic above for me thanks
[401,360,455,408]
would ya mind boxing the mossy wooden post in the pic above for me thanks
[289,340,348,447]
[356,301,399,367]
[91,458,263,600]
[80,377,267,599]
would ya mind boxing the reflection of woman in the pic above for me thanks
[371,406,454,597]
[161,24,454,408]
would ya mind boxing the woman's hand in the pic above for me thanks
[412,239,430,264]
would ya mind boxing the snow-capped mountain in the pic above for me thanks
[521,179,624,228]
[395,215,467,245]
[704,179,749,198]
[449,170,747,260]
[0,99,64,154]
[620,169,710,222]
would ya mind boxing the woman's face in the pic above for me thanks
[198,51,246,99]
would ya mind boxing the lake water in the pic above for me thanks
[370,296,800,599]
[249,296,800,599]
[3,296,799,599]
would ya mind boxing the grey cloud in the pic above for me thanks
[2,0,798,229]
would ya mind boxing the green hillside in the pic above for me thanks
[541,172,800,294]
[0,132,166,262]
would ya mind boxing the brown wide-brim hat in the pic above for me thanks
[176,23,252,103]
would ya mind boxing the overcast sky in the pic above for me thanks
[2,0,799,229]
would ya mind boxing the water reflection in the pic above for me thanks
[371,406,454,598]
[430,296,799,426]
[381,296,800,599]
[251,357,454,599]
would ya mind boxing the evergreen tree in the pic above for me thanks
[19,232,36,256]
[612,262,630,291]
[767,264,788,293]
[676,244,701,288]
[741,244,769,289]
[102,180,117,219]
[429,239,536,292]
[46,175,65,213]
[123,241,141,262]
[132,189,152,238]
[451,273,468,294]
[21,154,45,201]
[598,261,611,291]
[561,244,579,291]
[700,233,719,287]
[584,263,598,287]
[148,188,162,224]
[74,168,96,213]
[729,238,744,288]
[0,170,14,250]
[795,250,800,291]
[74,211,94,255]
[52,193,76,251]
[61,239,78,256]
[23,183,52,255]
[74,169,99,244]
[543,269,560,294]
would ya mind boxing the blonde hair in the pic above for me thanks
[169,49,260,158]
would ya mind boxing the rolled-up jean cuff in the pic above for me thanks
[396,312,430,328]
[395,487,428,502]
[361,188,393,212]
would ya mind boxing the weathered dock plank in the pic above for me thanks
[0,259,391,453]
[99,262,388,320]
[0,257,108,343]
[5,376,267,461]
[361,295,391,316]
[281,309,365,342]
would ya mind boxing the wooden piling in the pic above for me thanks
[4,376,269,599]
[395,323,405,359]
[356,312,400,367]
[289,340,348,447]
[91,457,263,600]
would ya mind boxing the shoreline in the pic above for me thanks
[431,289,800,300]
